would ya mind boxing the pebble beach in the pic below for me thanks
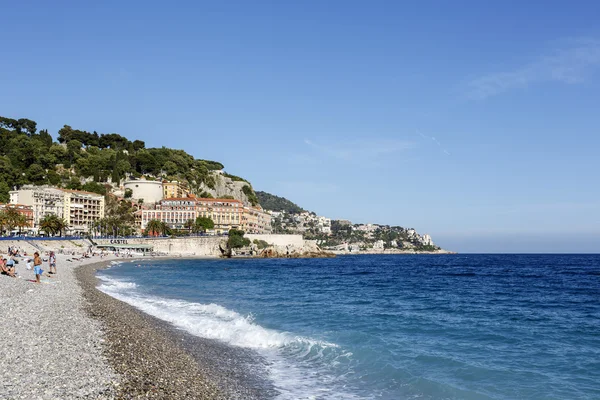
[0,254,118,399]
[0,253,269,399]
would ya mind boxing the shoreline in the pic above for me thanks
[75,258,275,399]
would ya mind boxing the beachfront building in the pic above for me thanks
[61,189,105,235]
[242,206,272,234]
[142,197,198,231]
[9,185,105,234]
[123,178,163,204]
[163,180,189,199]
[196,198,243,234]
[140,197,244,234]
[0,203,34,228]
[10,185,65,226]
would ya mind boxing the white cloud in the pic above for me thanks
[467,38,600,99]
[417,130,451,156]
[303,138,414,161]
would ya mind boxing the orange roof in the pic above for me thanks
[161,196,242,204]
[196,198,242,203]
[0,203,33,209]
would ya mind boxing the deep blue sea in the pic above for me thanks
[97,254,600,399]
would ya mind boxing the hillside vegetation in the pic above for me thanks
[0,115,258,203]
[255,191,304,213]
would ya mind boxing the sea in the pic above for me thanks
[97,254,600,399]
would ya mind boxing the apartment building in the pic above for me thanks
[9,185,65,226]
[197,198,243,234]
[242,206,272,234]
[61,189,105,234]
[163,180,189,199]
[9,185,105,234]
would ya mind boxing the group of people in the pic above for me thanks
[0,251,57,283]
[7,246,24,257]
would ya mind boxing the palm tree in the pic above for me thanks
[145,219,164,237]
[3,208,22,233]
[184,219,195,235]
[39,214,68,237]
[55,217,68,237]
[0,211,8,235]
[14,214,28,234]
[39,214,59,236]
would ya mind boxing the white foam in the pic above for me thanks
[97,275,138,290]
[97,275,366,399]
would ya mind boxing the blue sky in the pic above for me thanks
[2,1,599,252]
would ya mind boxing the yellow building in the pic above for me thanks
[60,189,105,234]
[242,206,272,234]
[196,198,243,234]
[163,181,189,199]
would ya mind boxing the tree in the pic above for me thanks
[145,219,167,236]
[184,219,195,234]
[162,160,178,176]
[39,214,68,236]
[82,181,107,196]
[3,208,23,232]
[14,213,28,234]
[0,181,10,203]
[242,185,259,206]
[66,177,82,190]
[25,164,46,185]
[0,211,7,234]
[227,229,250,249]
[124,188,133,199]
[195,216,214,233]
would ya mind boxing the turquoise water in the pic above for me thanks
[97,254,600,399]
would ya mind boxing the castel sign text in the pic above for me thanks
[109,239,128,244]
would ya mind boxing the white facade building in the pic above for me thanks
[10,185,65,226]
[123,179,163,204]
[373,240,385,250]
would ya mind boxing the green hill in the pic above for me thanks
[0,115,252,202]
[255,191,305,213]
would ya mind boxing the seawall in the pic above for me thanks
[3,234,320,257]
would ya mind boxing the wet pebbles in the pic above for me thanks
[76,261,275,399]
[1,255,274,399]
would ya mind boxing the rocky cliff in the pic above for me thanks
[196,171,257,206]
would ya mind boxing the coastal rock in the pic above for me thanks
[258,242,335,258]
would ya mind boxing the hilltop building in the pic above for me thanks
[163,180,189,199]
[123,178,163,204]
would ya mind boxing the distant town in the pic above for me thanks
[0,115,441,253]
[2,179,440,252]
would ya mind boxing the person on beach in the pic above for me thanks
[33,252,44,283]
[48,251,57,274]
[1,257,16,277]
